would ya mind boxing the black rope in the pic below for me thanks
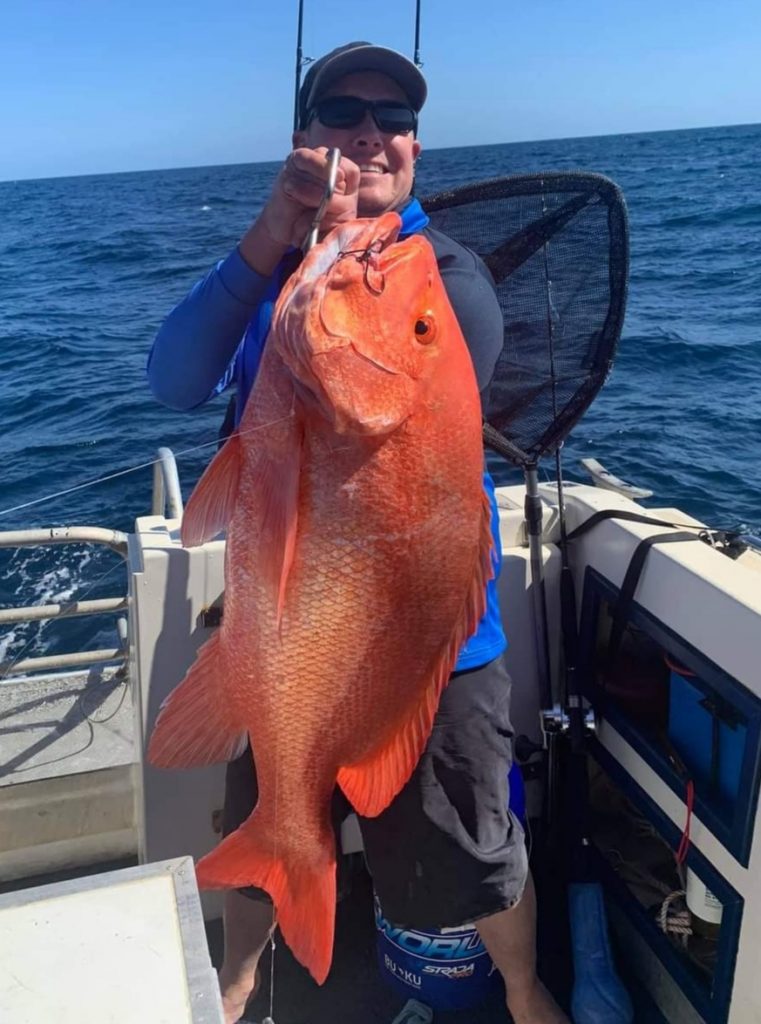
[605,531,699,675]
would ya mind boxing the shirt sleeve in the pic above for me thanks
[146,247,273,411]
[427,230,504,409]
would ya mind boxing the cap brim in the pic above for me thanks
[305,45,427,114]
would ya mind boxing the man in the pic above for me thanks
[148,41,567,1024]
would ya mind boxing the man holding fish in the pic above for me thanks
[148,41,567,1024]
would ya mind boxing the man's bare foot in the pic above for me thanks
[508,979,570,1024]
[219,968,260,1024]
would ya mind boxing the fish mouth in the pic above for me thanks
[294,344,415,437]
[348,342,402,377]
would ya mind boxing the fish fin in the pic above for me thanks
[254,422,302,627]
[338,490,495,817]
[196,819,336,985]
[181,432,242,547]
[337,692,438,817]
[147,631,248,768]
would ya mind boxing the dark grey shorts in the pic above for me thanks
[222,655,527,929]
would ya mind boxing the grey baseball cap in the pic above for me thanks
[298,41,427,129]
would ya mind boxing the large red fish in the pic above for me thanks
[148,213,493,984]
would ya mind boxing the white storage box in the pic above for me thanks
[0,856,223,1023]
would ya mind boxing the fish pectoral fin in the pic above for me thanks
[181,432,242,547]
[147,631,248,768]
[254,424,302,627]
[338,490,495,818]
[337,684,440,817]
[196,819,337,985]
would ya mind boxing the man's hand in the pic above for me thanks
[265,148,361,245]
[239,149,361,276]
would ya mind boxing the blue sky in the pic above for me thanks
[1,0,759,181]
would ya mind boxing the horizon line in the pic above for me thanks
[2,118,759,186]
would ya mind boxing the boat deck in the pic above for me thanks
[0,666,133,786]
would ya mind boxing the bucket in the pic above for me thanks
[685,868,723,936]
[375,761,525,1010]
[374,898,502,1009]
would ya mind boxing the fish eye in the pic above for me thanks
[414,316,436,345]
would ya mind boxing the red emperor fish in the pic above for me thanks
[148,212,494,984]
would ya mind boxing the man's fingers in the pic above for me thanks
[324,155,361,199]
[287,148,333,186]
[280,172,325,206]
[264,148,361,247]
[338,157,361,196]
[286,149,360,199]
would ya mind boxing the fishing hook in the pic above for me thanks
[336,240,386,295]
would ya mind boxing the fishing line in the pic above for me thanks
[267,715,281,1024]
[259,145,340,1024]
[265,912,277,1023]
[0,414,295,521]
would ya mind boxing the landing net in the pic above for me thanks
[423,172,629,467]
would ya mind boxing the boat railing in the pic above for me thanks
[0,526,130,679]
[152,446,184,521]
[0,446,184,681]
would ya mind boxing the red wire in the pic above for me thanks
[664,651,696,864]
[664,653,696,677]
[676,779,695,865]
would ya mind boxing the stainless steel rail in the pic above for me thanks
[0,527,129,556]
[152,447,184,521]
[0,597,127,626]
[0,527,130,679]
[5,648,126,675]
[1,445,183,679]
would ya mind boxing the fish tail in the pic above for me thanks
[196,819,337,984]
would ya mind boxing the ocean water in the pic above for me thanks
[1,122,759,666]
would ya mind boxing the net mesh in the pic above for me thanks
[422,173,629,468]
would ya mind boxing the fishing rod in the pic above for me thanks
[414,0,423,67]
[292,0,310,131]
[291,0,425,131]
[539,197,634,1024]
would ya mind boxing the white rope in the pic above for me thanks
[0,415,295,521]
[658,890,692,948]
[608,843,693,949]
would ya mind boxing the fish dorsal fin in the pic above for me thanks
[181,432,242,547]
[337,490,495,817]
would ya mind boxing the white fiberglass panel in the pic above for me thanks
[0,874,192,1023]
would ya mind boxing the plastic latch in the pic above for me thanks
[390,999,434,1024]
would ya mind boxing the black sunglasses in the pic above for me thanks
[307,96,417,135]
